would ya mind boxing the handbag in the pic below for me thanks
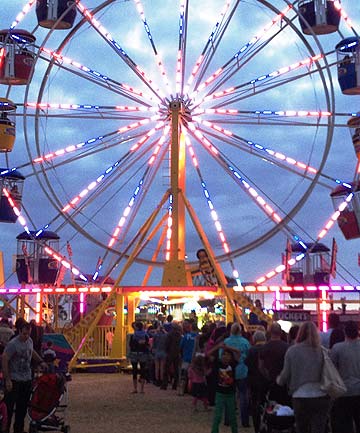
[320,346,347,399]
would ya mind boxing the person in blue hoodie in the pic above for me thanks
[178,320,198,395]
[128,321,150,393]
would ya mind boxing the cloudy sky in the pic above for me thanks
[1,0,360,292]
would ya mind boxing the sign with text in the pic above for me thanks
[275,310,311,322]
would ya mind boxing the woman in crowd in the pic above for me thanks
[128,321,150,394]
[245,330,267,433]
[277,321,331,433]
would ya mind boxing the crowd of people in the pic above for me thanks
[0,309,359,433]
[127,311,360,433]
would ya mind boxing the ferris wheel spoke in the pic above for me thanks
[16,112,159,173]
[10,0,36,29]
[186,0,240,94]
[76,1,165,102]
[6,31,154,105]
[60,122,165,215]
[96,142,170,281]
[202,15,297,97]
[185,134,235,257]
[187,122,284,225]
[107,126,170,249]
[35,47,155,106]
[192,3,294,97]
[186,127,314,253]
[208,55,336,109]
[175,0,189,95]
[132,0,171,93]
[195,116,350,189]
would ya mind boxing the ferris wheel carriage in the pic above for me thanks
[298,0,341,35]
[0,98,16,152]
[330,183,360,240]
[36,0,77,30]
[0,169,24,223]
[347,116,360,158]
[336,37,360,95]
[16,231,60,285]
[287,242,331,298]
[0,29,36,85]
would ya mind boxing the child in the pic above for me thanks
[43,340,57,373]
[188,354,210,412]
[0,388,7,433]
[208,343,240,433]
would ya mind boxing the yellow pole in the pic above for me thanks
[162,100,191,286]
[110,293,125,358]
[126,296,136,332]
[0,251,4,287]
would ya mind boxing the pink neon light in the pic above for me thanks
[334,1,355,31]
[0,48,5,69]
[176,50,182,93]
[165,207,173,262]
[79,293,85,314]
[11,0,36,29]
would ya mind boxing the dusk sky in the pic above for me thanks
[1,0,360,294]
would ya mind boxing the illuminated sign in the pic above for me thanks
[275,310,311,322]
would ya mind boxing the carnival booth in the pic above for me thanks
[16,231,60,284]
[298,0,340,35]
[336,37,360,95]
[0,29,36,85]
[36,0,77,30]
[0,169,25,223]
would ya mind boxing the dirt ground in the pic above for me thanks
[54,372,254,433]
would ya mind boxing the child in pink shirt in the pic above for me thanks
[188,354,210,412]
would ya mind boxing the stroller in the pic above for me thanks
[259,393,296,433]
[28,372,71,433]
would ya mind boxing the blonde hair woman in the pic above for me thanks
[277,321,331,433]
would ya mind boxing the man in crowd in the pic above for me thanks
[3,320,45,433]
[320,312,340,348]
[259,322,290,405]
[330,320,360,433]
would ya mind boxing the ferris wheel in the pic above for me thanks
[1,0,360,288]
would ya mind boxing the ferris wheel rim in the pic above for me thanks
[15,0,337,270]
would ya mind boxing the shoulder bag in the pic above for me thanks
[320,346,347,399]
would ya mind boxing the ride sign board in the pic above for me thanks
[275,310,311,322]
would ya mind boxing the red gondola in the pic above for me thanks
[0,29,36,85]
[36,0,77,30]
[331,183,360,240]
[299,0,341,35]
